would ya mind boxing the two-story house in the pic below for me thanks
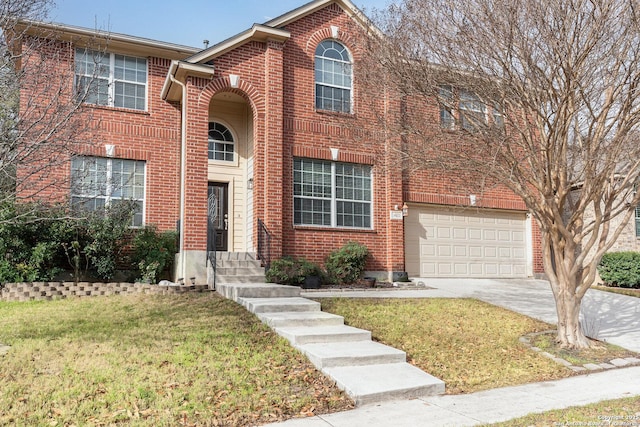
[14,0,543,284]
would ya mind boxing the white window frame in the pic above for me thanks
[314,40,353,114]
[208,121,237,165]
[71,156,146,227]
[293,158,372,229]
[459,89,487,131]
[75,48,148,111]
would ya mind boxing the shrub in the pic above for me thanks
[131,226,177,283]
[598,251,640,289]
[84,202,137,280]
[266,257,322,287]
[0,203,63,282]
[325,241,369,286]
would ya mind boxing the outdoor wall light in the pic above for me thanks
[248,178,254,190]
[402,203,409,217]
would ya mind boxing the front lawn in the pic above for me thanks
[486,396,640,426]
[0,293,353,426]
[317,298,570,394]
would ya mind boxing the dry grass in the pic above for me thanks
[530,332,637,366]
[485,396,640,426]
[317,298,569,394]
[0,293,353,426]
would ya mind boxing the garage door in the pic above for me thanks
[405,205,528,278]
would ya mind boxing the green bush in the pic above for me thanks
[325,241,369,286]
[131,226,177,283]
[84,202,137,280]
[266,256,322,286]
[0,200,141,283]
[0,203,63,282]
[598,251,640,289]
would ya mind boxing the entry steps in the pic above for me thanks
[212,252,266,284]
[216,282,445,406]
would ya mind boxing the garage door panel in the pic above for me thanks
[483,229,497,240]
[453,245,467,257]
[438,245,452,257]
[454,263,468,275]
[469,229,483,239]
[453,228,467,239]
[406,205,528,278]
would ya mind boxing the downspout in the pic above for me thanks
[169,71,187,282]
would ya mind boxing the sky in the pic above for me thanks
[50,0,392,48]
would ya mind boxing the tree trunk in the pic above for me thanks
[552,285,592,348]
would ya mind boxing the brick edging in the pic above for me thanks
[0,282,210,302]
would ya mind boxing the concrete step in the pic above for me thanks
[214,259,263,269]
[216,274,266,284]
[299,340,406,369]
[217,283,300,302]
[258,311,344,328]
[240,297,321,314]
[215,266,266,276]
[323,362,446,406]
[215,252,257,261]
[275,325,371,345]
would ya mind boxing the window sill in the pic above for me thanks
[208,159,239,167]
[293,225,376,233]
[315,109,356,118]
[82,103,150,116]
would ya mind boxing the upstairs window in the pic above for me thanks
[71,156,146,227]
[459,90,487,131]
[439,85,455,129]
[208,122,235,162]
[315,40,352,113]
[438,86,502,131]
[75,48,147,111]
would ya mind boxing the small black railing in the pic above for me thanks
[257,218,271,272]
[207,192,217,290]
[208,229,217,290]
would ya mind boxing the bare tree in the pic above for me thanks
[0,0,98,222]
[362,0,640,348]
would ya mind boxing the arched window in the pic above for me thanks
[208,122,234,162]
[314,40,352,113]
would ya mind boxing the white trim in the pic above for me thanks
[185,25,290,64]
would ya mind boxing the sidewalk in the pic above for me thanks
[260,279,640,426]
[264,365,640,426]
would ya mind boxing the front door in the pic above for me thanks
[207,183,228,252]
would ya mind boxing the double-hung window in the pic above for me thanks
[459,89,487,131]
[75,48,147,111]
[71,156,146,227]
[439,85,455,129]
[635,206,640,237]
[315,40,352,113]
[294,158,372,228]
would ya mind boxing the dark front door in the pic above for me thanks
[207,183,228,252]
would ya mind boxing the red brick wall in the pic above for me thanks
[17,37,182,233]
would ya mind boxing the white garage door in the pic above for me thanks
[405,205,528,278]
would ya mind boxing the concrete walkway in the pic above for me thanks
[261,279,640,426]
[265,366,640,426]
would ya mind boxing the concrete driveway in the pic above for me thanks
[303,278,640,353]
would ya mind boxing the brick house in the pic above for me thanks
[15,0,543,283]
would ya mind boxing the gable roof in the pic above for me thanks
[14,20,200,60]
[184,0,377,65]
